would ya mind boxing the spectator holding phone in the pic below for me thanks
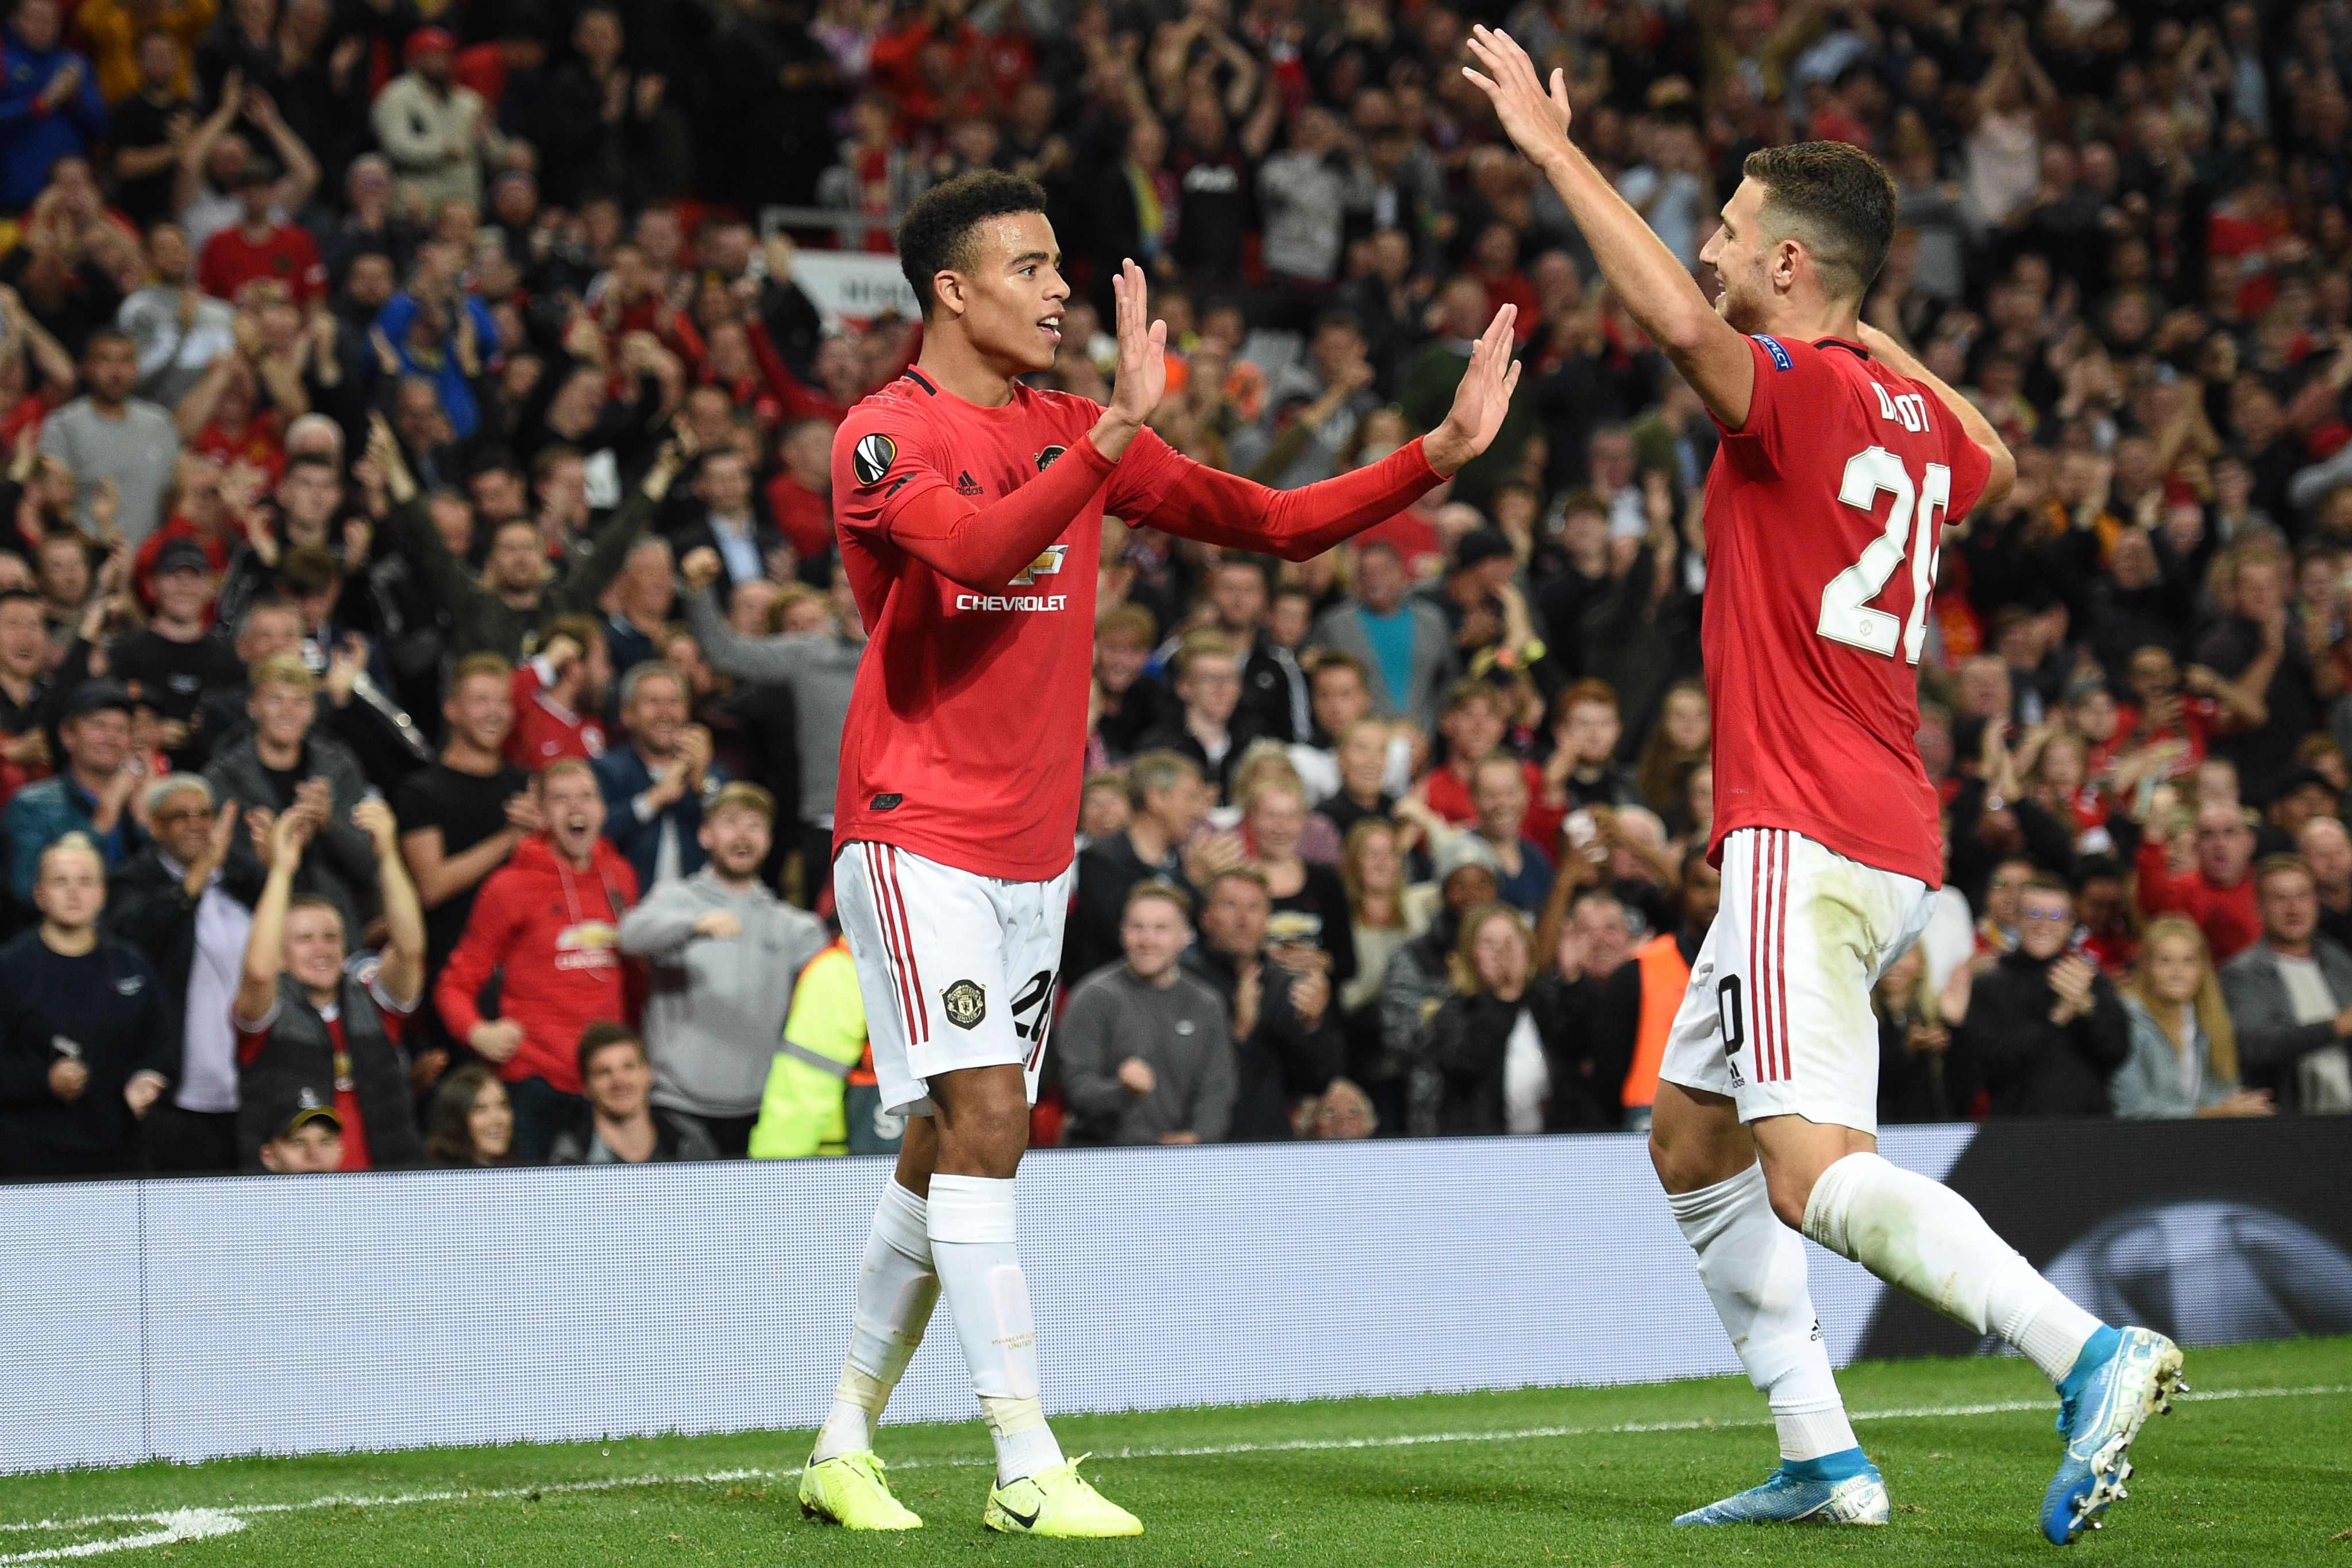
[0,833,171,1176]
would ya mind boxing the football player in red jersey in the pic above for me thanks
[797,171,1524,1538]
[1466,29,2180,1544]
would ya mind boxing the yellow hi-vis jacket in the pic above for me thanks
[749,940,865,1158]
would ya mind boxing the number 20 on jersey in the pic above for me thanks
[1817,441,1952,668]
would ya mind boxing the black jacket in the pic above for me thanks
[1182,947,1345,1141]
[1064,829,1190,988]
[0,932,172,1176]
[103,847,265,1059]
[1953,949,2131,1117]
[1414,975,1586,1137]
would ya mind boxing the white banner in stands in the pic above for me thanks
[0,1129,1972,1472]
[786,251,920,328]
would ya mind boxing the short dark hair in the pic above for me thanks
[896,170,1051,320]
[277,546,340,598]
[576,1021,643,1081]
[1740,141,1897,306]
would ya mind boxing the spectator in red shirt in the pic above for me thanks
[506,613,612,769]
[2138,800,2262,964]
[765,416,836,561]
[231,795,428,1171]
[435,758,639,1163]
[195,160,327,306]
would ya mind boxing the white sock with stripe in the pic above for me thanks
[1803,1152,2102,1382]
[928,1174,1065,1485]
[813,1179,940,1462]
[1668,1163,1860,1463]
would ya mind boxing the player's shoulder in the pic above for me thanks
[837,374,935,439]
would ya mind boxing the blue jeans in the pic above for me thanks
[508,1075,588,1165]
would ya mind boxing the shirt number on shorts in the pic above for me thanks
[1816,446,1952,666]
[1716,975,1745,1059]
[1012,968,1055,1068]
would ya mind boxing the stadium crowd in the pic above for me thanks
[0,0,2349,1179]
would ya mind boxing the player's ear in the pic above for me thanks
[932,269,967,319]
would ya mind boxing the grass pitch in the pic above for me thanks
[4,1337,2347,1566]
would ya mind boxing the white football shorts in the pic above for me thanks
[1657,827,1937,1136]
[833,840,1073,1117]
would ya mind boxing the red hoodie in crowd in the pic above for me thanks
[435,833,640,1095]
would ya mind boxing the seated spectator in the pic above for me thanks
[436,759,639,1163]
[1952,874,2130,1117]
[0,834,171,1177]
[1241,773,1354,985]
[1542,678,1641,814]
[1137,631,1259,801]
[2115,915,2274,1121]
[617,782,826,1154]
[1874,945,1956,1125]
[424,1062,514,1168]
[1466,751,1553,913]
[1182,867,1344,1142]
[1057,880,1237,1146]
[550,1024,720,1165]
[1064,749,1210,986]
[205,652,376,938]
[1379,835,1501,1134]
[1308,540,1456,729]
[253,1086,344,1173]
[1302,1076,1378,1140]
[596,661,722,890]
[2135,799,2260,964]
[230,797,426,1170]
[1413,902,1578,1136]
[2296,816,2352,951]
[2218,858,2352,1114]
[5,679,148,906]
[39,329,179,543]
[102,773,257,1173]
[1092,604,1176,763]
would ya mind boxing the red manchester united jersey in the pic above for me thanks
[831,370,1190,881]
[1703,334,1993,887]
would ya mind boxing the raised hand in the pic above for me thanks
[352,796,400,858]
[1462,26,1575,171]
[1424,304,1522,476]
[680,546,723,593]
[1105,257,1168,430]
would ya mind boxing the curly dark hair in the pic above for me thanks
[1740,141,1898,306]
[896,170,1051,320]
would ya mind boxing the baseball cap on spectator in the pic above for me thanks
[60,679,135,723]
[266,1085,343,1142]
[404,26,457,62]
[1433,833,1502,887]
[1451,528,1514,574]
[153,539,212,576]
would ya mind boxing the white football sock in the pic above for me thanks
[928,1173,1066,1484]
[1803,1151,2102,1382]
[1669,1163,1859,1462]
[812,1179,940,1462]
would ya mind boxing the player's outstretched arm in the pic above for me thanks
[1857,323,2018,508]
[1462,26,1755,428]
[1132,306,1522,561]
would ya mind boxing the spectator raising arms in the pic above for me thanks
[231,794,427,1171]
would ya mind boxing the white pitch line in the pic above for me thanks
[1,1381,2343,1562]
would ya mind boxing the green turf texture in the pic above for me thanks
[5,1336,2346,1566]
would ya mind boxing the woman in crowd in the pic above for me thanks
[1412,902,1576,1137]
[1337,817,1421,1104]
[1633,679,1708,821]
[1873,945,1956,1124]
[426,1063,516,1167]
[2113,915,2276,1119]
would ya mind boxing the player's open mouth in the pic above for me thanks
[1039,316,1063,343]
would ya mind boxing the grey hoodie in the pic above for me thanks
[684,588,862,828]
[616,867,828,1117]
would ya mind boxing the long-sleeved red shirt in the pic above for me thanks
[2135,837,2260,964]
[436,835,639,1094]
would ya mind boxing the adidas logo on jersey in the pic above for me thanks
[956,470,984,496]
